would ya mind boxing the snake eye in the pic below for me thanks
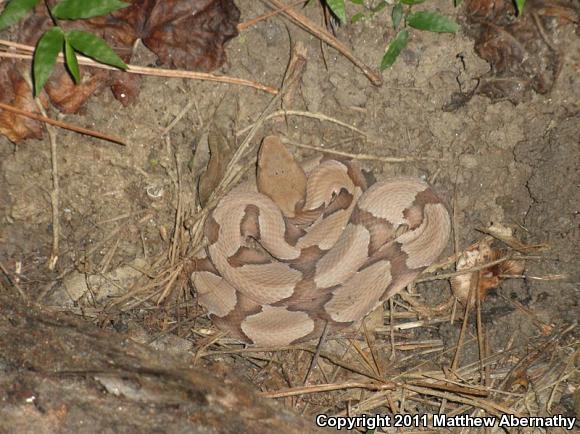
[395,224,409,238]
[330,187,344,201]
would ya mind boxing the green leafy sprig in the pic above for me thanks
[0,0,129,95]
[322,0,459,70]
[381,4,459,69]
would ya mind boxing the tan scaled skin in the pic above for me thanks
[191,136,450,347]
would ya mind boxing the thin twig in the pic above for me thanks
[260,381,397,398]
[475,279,487,386]
[417,255,521,282]
[262,0,383,86]
[389,298,396,360]
[236,109,367,137]
[303,321,329,385]
[169,140,183,267]
[499,294,554,335]
[282,138,443,163]
[450,167,461,325]
[451,273,477,371]
[0,102,126,145]
[0,42,278,95]
[531,11,559,52]
[476,225,549,253]
[238,0,304,31]
[31,96,60,270]
[363,319,383,378]
[161,99,197,136]
[350,339,380,378]
[0,261,28,300]
[404,384,517,416]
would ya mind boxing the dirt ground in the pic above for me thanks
[1,0,578,430]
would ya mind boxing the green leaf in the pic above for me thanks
[370,1,388,13]
[0,0,40,31]
[401,0,425,4]
[380,29,409,70]
[52,0,129,20]
[66,30,127,70]
[392,2,403,30]
[64,38,80,84]
[515,0,525,15]
[407,11,459,33]
[351,11,365,23]
[326,0,346,23]
[349,0,364,4]
[33,27,64,96]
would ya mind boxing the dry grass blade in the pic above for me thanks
[362,320,383,378]
[232,322,577,423]
[206,344,384,382]
[236,109,367,137]
[259,381,398,398]
[282,138,443,163]
[404,384,516,416]
[350,339,380,378]
[410,380,489,397]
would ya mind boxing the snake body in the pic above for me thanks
[191,137,450,346]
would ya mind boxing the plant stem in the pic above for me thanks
[44,0,59,27]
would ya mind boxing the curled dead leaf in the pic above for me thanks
[0,0,240,143]
[451,237,525,307]
[143,0,240,71]
[198,93,238,207]
[459,0,579,104]
[0,62,47,142]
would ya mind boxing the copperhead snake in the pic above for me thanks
[191,136,450,346]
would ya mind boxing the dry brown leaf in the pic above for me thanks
[0,0,240,143]
[44,65,111,113]
[451,237,525,307]
[461,0,579,104]
[0,62,46,142]
[143,0,240,71]
[198,93,238,207]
